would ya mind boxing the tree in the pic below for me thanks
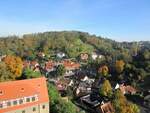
[3,55,23,79]
[99,79,112,98]
[113,90,140,113]
[23,68,41,79]
[98,65,109,77]
[127,103,140,113]
[56,65,66,76]
[113,90,128,113]
[0,62,14,82]
[47,83,79,113]
[115,60,125,74]
[143,49,150,60]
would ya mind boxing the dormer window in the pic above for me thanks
[38,84,40,88]
[21,88,24,92]
[0,90,3,95]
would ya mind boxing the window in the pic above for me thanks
[0,103,3,109]
[33,107,36,112]
[42,105,45,109]
[32,97,35,102]
[22,110,25,113]
[19,99,23,104]
[7,101,11,107]
[0,90,3,95]
[26,98,30,102]
[13,100,17,105]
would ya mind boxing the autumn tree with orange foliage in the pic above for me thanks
[115,60,125,74]
[98,65,109,77]
[3,55,23,80]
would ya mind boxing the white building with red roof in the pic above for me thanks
[0,77,49,113]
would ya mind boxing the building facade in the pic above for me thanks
[0,77,49,113]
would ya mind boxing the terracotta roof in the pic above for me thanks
[63,60,80,70]
[119,84,137,94]
[30,61,39,67]
[23,60,30,68]
[0,77,49,112]
[45,60,55,70]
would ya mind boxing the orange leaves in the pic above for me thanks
[3,55,23,79]
[115,60,125,74]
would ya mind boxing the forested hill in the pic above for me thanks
[0,31,149,61]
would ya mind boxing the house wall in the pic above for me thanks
[4,102,49,113]
[39,102,49,113]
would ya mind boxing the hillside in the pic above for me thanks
[0,31,150,113]
[0,31,149,60]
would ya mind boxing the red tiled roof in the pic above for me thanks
[119,84,137,94]
[45,61,55,70]
[30,61,39,66]
[0,77,49,112]
[23,61,30,68]
[63,60,80,70]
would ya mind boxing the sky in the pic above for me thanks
[0,0,150,42]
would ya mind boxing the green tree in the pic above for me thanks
[0,62,14,82]
[113,90,128,113]
[47,83,79,113]
[143,49,150,60]
[56,65,66,76]
[23,68,41,79]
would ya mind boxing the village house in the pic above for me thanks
[80,94,114,113]
[0,55,6,62]
[62,60,80,76]
[44,60,56,73]
[37,52,45,58]
[30,61,40,69]
[56,52,66,58]
[23,60,30,69]
[0,77,49,113]
[74,81,92,98]
[80,53,89,61]
[74,72,95,84]
[91,52,104,60]
[100,101,115,113]
[80,94,100,111]
[115,83,137,95]
[23,60,40,72]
